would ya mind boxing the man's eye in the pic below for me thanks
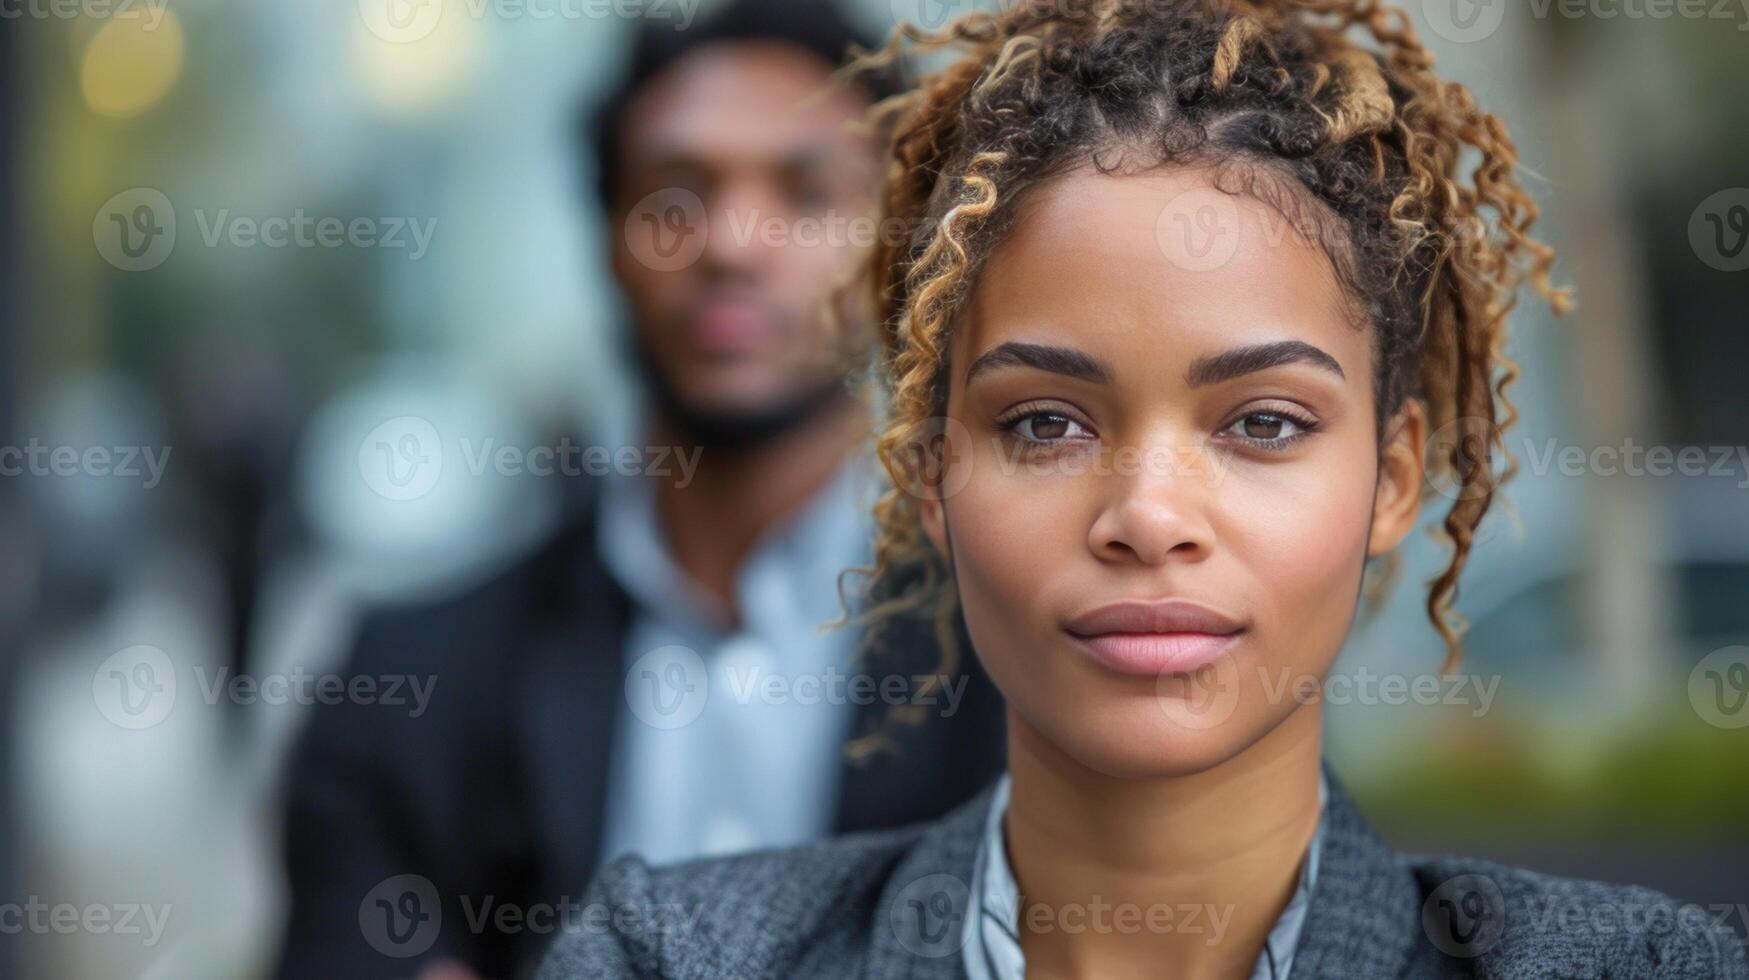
[1010,413,1091,443]
[788,185,834,213]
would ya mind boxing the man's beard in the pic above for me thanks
[630,331,851,452]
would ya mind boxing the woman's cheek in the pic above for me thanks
[1223,453,1376,674]
[943,443,1091,669]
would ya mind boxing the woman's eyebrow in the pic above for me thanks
[964,341,1112,385]
[1185,340,1345,387]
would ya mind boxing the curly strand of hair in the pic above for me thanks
[838,147,1011,756]
[1211,15,1262,89]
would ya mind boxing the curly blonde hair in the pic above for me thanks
[836,0,1570,726]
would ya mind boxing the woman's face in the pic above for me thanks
[921,165,1426,779]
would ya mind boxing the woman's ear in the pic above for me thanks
[1369,399,1428,558]
[909,416,960,563]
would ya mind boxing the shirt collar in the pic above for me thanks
[964,770,1329,980]
[595,441,877,639]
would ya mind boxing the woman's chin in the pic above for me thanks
[1031,703,1263,780]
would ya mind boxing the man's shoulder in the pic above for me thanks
[290,508,618,763]
[1404,853,1748,978]
[347,509,611,674]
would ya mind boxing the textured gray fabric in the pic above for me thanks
[537,764,1749,979]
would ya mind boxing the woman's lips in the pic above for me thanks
[1063,598,1246,676]
[1067,630,1241,676]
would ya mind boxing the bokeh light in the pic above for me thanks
[79,11,187,119]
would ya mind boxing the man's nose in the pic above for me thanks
[700,181,777,273]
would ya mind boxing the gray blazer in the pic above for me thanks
[538,766,1748,978]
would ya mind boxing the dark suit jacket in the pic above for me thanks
[536,763,1748,979]
[275,482,1006,979]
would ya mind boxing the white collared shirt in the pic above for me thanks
[963,772,1328,980]
[594,450,879,866]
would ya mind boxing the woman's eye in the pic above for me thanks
[1009,412,1091,444]
[1223,411,1313,446]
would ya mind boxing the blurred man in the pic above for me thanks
[275,3,1005,978]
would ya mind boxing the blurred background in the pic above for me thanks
[3,0,1747,976]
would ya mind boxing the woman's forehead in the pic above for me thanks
[950,166,1364,384]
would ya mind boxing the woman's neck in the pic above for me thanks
[1003,704,1325,980]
